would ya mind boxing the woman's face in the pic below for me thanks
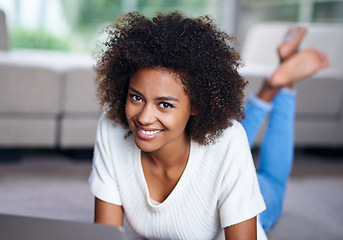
[125,68,193,153]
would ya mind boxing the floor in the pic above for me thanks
[0,148,342,240]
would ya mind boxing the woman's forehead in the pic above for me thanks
[129,68,189,100]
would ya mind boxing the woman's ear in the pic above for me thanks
[191,105,198,116]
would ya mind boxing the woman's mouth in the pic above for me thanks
[136,126,163,140]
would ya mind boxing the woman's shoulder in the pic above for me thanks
[96,111,133,148]
[195,120,250,159]
[219,119,249,144]
[98,111,128,136]
[195,120,247,150]
[191,120,253,186]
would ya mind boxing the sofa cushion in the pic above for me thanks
[295,78,343,115]
[0,64,61,114]
[0,117,57,147]
[62,67,99,114]
[59,116,100,149]
[294,119,343,146]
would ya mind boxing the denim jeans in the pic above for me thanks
[241,88,296,232]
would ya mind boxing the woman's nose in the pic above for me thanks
[137,104,156,125]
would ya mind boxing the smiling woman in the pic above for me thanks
[89,11,265,240]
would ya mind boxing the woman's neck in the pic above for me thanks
[140,134,191,202]
[142,135,191,170]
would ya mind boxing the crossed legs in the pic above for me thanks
[241,27,329,232]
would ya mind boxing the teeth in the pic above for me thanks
[140,129,161,135]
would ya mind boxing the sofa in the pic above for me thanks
[1,7,342,150]
[0,50,99,149]
[240,22,343,147]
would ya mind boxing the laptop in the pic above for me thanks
[0,213,129,240]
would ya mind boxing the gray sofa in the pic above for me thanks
[0,7,342,149]
[0,50,99,149]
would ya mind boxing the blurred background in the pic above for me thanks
[1,0,342,52]
[0,1,343,240]
[0,0,342,151]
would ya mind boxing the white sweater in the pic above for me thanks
[89,112,267,239]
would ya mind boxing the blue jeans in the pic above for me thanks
[241,88,296,232]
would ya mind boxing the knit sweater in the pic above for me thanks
[89,112,267,239]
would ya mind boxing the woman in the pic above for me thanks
[89,12,329,239]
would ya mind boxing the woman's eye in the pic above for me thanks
[130,94,142,102]
[160,102,173,109]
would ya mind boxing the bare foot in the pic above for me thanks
[278,27,307,62]
[269,49,330,87]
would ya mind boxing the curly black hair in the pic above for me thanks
[95,11,247,145]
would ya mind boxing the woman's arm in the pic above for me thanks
[94,197,124,227]
[224,216,257,240]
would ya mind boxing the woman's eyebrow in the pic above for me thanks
[129,87,179,102]
[156,96,179,102]
[128,87,143,96]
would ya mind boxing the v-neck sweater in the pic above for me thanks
[89,112,267,240]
